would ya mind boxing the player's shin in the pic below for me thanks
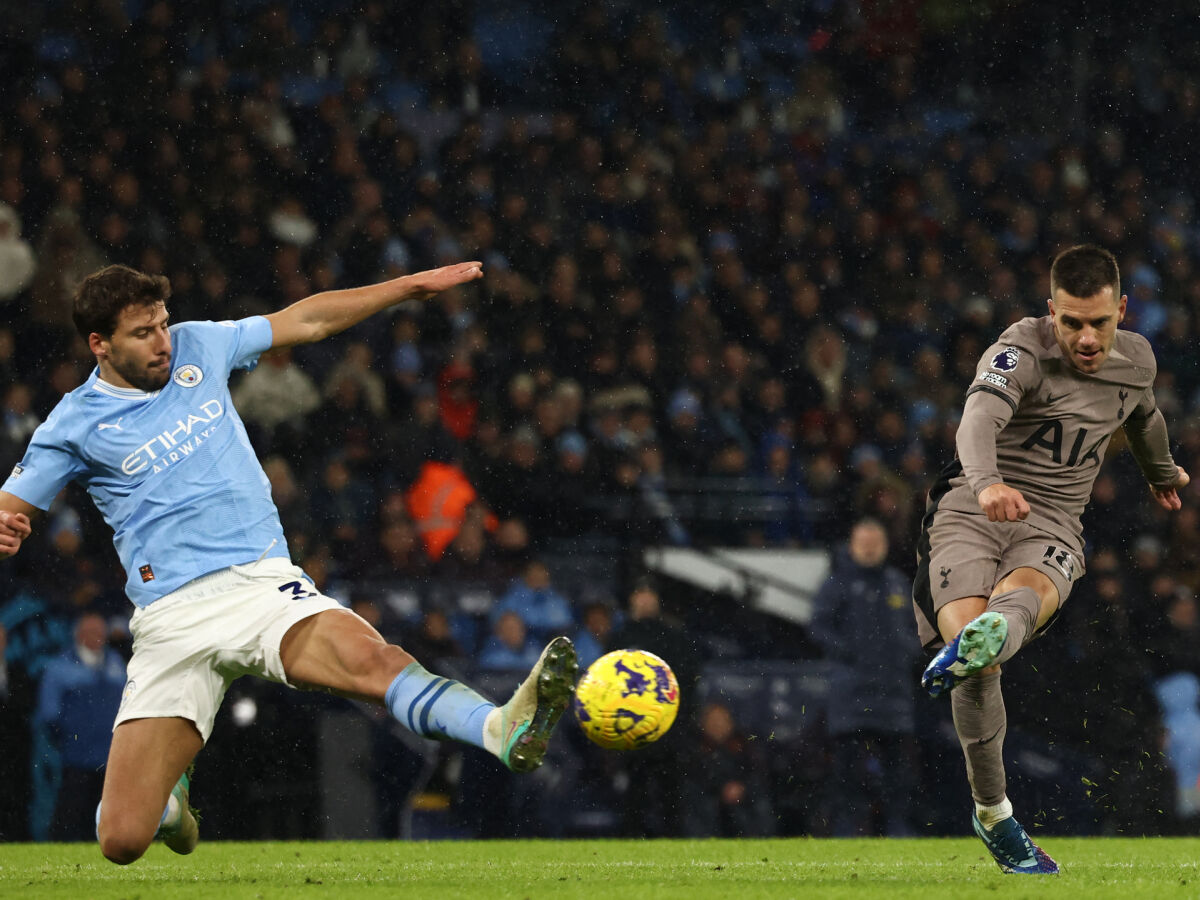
[951,669,1008,810]
[385,661,495,748]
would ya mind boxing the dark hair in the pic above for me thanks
[72,265,171,339]
[1050,244,1120,300]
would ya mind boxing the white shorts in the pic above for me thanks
[114,557,344,742]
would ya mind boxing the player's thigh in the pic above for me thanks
[99,717,202,841]
[995,528,1081,629]
[279,608,415,701]
[918,509,1008,646]
[936,595,989,644]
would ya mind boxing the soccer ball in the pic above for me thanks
[573,649,680,750]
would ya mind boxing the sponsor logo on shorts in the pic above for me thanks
[173,365,204,388]
[990,347,1020,372]
[977,372,1009,388]
[8,463,22,479]
[1042,545,1076,581]
[121,680,137,707]
[140,564,155,582]
[939,567,952,589]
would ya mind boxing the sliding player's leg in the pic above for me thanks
[96,717,202,864]
[279,608,576,772]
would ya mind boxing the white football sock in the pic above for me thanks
[975,796,1013,830]
[159,792,181,830]
[482,707,503,756]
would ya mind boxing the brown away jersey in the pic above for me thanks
[940,315,1157,542]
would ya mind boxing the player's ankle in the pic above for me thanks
[481,706,503,756]
[975,796,1013,830]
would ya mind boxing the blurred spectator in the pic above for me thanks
[403,609,466,669]
[363,517,430,580]
[2,382,40,447]
[405,461,495,562]
[759,434,812,546]
[0,202,35,304]
[323,341,387,418]
[392,381,460,486]
[309,455,374,573]
[1155,672,1200,820]
[231,347,321,453]
[810,518,919,836]
[682,701,775,837]
[491,560,575,642]
[33,612,126,841]
[574,599,616,670]
[477,610,541,671]
[261,455,310,553]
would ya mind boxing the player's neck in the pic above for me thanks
[96,359,152,394]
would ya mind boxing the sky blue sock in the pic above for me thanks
[385,661,494,748]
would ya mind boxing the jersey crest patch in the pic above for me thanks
[173,365,204,387]
[990,347,1021,372]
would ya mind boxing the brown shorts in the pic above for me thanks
[913,507,1083,651]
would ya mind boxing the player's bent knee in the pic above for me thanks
[98,826,153,865]
[349,641,416,694]
[377,642,416,674]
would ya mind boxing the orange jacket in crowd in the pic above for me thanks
[404,461,495,559]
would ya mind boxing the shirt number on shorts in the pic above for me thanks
[278,580,318,600]
[1041,546,1076,581]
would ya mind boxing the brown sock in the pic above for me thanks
[951,668,1007,806]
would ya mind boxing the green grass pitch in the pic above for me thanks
[3,837,1200,898]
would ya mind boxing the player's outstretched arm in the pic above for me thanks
[265,261,483,349]
[0,491,36,559]
[1150,466,1190,511]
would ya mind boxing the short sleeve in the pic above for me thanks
[180,317,274,374]
[1,410,86,510]
[965,342,1037,413]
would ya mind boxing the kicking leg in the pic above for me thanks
[97,717,202,865]
[986,567,1060,665]
[931,583,1060,874]
[923,569,1059,696]
[279,609,577,771]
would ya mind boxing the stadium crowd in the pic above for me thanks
[3,0,1200,840]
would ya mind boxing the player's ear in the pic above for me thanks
[88,331,109,359]
[1117,293,1128,323]
[1046,297,1055,317]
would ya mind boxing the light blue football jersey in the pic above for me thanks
[1,317,290,607]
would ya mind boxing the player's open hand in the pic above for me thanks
[404,262,483,300]
[977,483,1030,522]
[0,510,31,558]
[1150,466,1190,511]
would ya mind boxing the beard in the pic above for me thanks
[109,354,171,392]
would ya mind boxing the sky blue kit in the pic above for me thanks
[1,317,289,607]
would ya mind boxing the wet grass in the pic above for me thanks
[2,836,1199,898]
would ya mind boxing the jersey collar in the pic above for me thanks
[90,370,162,400]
